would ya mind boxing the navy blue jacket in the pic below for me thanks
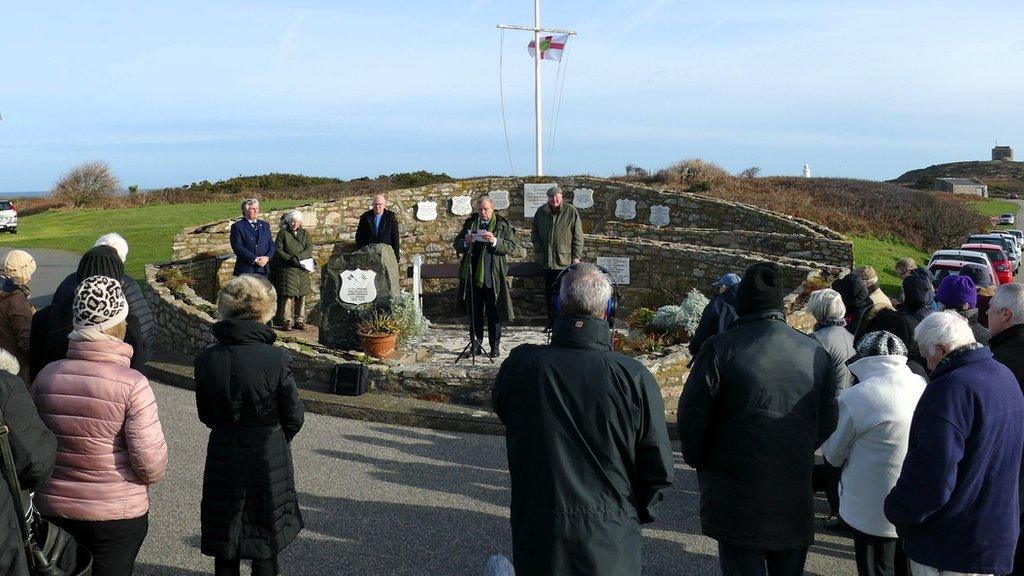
[230,218,275,277]
[884,346,1024,574]
[688,286,738,357]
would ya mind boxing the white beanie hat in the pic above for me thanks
[0,250,36,286]
[73,275,130,331]
[94,232,129,263]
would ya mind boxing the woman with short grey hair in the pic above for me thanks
[808,289,855,392]
[271,210,313,330]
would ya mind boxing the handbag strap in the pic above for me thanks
[0,407,39,571]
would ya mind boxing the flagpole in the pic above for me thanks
[534,0,543,176]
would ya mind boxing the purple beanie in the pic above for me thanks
[936,275,977,309]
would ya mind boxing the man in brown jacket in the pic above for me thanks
[531,185,584,328]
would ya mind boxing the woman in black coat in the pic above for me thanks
[194,274,305,576]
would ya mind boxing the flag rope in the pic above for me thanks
[498,28,516,176]
[548,36,572,173]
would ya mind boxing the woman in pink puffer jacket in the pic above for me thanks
[32,275,168,576]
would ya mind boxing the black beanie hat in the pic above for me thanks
[735,262,785,315]
[76,245,124,283]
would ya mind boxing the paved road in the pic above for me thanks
[134,382,858,576]
[0,246,80,307]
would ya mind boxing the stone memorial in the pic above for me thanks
[524,183,555,218]
[649,205,670,227]
[320,243,401,349]
[572,188,595,209]
[416,201,438,221]
[489,190,511,210]
[596,256,630,285]
[615,199,637,220]
[450,196,472,216]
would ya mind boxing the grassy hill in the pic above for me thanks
[892,160,1024,196]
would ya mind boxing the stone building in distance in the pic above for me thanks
[935,177,988,197]
[993,146,1014,161]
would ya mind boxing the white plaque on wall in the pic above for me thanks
[649,205,671,227]
[339,269,378,305]
[415,201,438,221]
[450,196,472,216]
[489,190,511,210]
[596,256,630,285]
[524,183,555,218]
[572,188,595,209]
[615,199,637,220]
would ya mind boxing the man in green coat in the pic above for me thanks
[271,210,313,330]
[493,264,674,575]
[531,185,584,328]
[454,195,516,358]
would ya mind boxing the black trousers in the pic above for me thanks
[48,513,148,576]
[812,461,841,516]
[544,268,562,327]
[471,284,502,349]
[718,542,808,576]
[852,528,909,576]
[215,555,279,576]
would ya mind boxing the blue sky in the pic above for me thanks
[2,1,1023,190]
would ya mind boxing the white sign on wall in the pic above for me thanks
[572,188,595,209]
[615,199,637,220]
[596,256,630,285]
[339,269,378,305]
[489,190,511,210]
[524,183,555,218]
[649,205,671,227]
[415,201,438,221]
[450,196,472,216]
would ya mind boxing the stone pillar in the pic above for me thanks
[319,244,401,350]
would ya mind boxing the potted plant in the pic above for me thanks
[357,310,401,359]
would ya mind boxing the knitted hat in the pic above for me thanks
[902,273,934,312]
[936,275,977,310]
[76,245,124,283]
[735,262,784,315]
[0,250,36,286]
[856,330,909,358]
[94,233,129,263]
[73,275,129,331]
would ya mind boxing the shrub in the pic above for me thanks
[628,307,656,330]
[51,161,121,207]
[391,292,430,342]
[649,289,709,337]
[616,332,668,353]
[155,268,195,292]
[651,158,729,187]
[357,309,401,336]
[738,166,761,178]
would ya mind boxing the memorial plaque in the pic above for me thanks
[450,196,472,216]
[572,188,595,209]
[338,269,378,305]
[524,183,555,218]
[649,205,670,227]
[415,201,438,221]
[615,199,637,220]
[596,256,630,285]
[489,190,511,210]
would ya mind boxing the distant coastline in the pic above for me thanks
[0,191,47,198]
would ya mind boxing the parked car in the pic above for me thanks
[929,249,995,278]
[999,213,1016,225]
[962,243,1013,284]
[989,231,1023,256]
[1008,193,1019,199]
[968,233,1020,272]
[1001,229,1024,248]
[0,201,17,234]
[929,260,1000,289]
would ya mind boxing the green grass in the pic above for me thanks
[971,198,1018,219]
[0,200,305,279]
[851,235,931,296]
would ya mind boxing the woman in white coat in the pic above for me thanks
[821,330,927,576]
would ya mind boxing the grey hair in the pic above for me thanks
[240,198,260,213]
[218,274,277,323]
[914,310,975,359]
[806,289,846,324]
[991,283,1024,327]
[558,263,613,318]
[282,210,303,224]
[0,348,20,376]
[372,194,387,203]
[477,195,493,207]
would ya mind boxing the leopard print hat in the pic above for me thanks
[73,275,129,331]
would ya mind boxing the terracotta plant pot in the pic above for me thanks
[359,332,399,359]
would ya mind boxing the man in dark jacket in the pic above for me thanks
[355,194,401,262]
[0,370,57,576]
[678,262,838,576]
[531,185,584,328]
[230,198,275,277]
[493,263,673,576]
[833,272,874,337]
[688,272,740,357]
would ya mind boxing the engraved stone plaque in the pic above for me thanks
[338,269,378,305]
[649,205,670,227]
[572,188,595,209]
[415,201,438,221]
[450,196,472,216]
[596,256,630,285]
[524,183,556,218]
[489,190,511,210]
[615,199,637,220]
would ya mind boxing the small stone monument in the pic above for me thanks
[572,188,595,209]
[649,205,670,227]
[416,201,438,221]
[615,199,637,220]
[489,190,511,210]
[319,244,401,350]
[450,196,473,216]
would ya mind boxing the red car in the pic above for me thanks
[961,243,1013,284]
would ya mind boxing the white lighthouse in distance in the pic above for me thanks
[802,164,811,178]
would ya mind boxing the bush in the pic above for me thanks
[648,289,709,337]
[357,309,401,336]
[628,307,656,330]
[51,161,121,207]
[155,268,195,292]
[651,158,730,187]
[738,166,761,178]
[391,292,430,342]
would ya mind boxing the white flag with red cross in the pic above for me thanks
[527,35,568,61]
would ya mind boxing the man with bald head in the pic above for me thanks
[355,194,401,261]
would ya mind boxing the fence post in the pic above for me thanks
[412,255,423,311]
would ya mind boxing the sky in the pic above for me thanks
[2,1,1024,191]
